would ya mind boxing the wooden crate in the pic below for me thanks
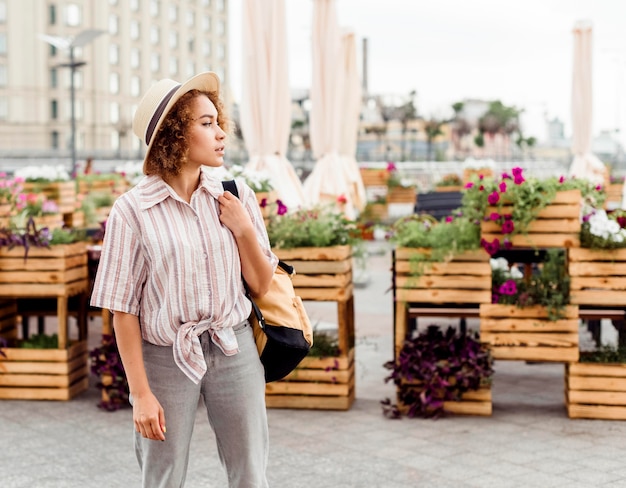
[463,168,494,184]
[0,299,18,339]
[272,245,355,410]
[398,385,492,417]
[63,211,85,229]
[480,189,581,248]
[387,186,415,204]
[0,242,89,350]
[394,248,491,357]
[479,304,579,362]
[23,181,76,214]
[77,178,127,195]
[0,338,89,400]
[566,362,626,420]
[569,248,626,307]
[360,168,389,187]
[604,183,623,209]
[31,213,65,231]
[265,348,355,410]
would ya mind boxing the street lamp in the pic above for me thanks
[40,29,105,177]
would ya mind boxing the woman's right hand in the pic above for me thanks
[132,391,166,441]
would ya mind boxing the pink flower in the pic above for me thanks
[501,172,511,180]
[464,182,474,189]
[511,167,523,178]
[489,212,500,221]
[559,176,565,183]
[445,216,453,223]
[513,174,525,185]
[259,198,268,208]
[595,185,602,191]
[386,162,397,172]
[276,200,288,215]
[487,191,500,205]
[480,237,500,256]
[499,181,507,193]
[498,279,518,296]
[336,194,348,204]
[479,185,484,191]
[501,219,515,234]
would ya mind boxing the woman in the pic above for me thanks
[91,72,276,488]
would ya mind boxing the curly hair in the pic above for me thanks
[145,90,229,178]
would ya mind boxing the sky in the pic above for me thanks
[228,0,626,144]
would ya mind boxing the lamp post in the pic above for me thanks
[40,29,105,177]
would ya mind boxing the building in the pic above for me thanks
[0,0,229,165]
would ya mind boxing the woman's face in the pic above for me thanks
[186,94,226,168]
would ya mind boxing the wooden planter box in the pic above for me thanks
[360,168,389,187]
[463,168,494,184]
[272,245,355,410]
[398,384,492,417]
[265,348,355,410]
[480,189,581,248]
[63,211,85,229]
[604,183,623,209]
[387,186,415,204]
[77,178,127,195]
[31,213,65,231]
[23,181,76,214]
[479,304,579,362]
[255,190,277,221]
[568,248,626,307]
[394,248,491,305]
[435,185,463,192]
[0,339,89,400]
[566,362,626,420]
[0,299,18,339]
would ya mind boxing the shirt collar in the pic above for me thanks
[138,167,225,210]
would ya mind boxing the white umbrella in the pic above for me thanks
[568,20,607,186]
[240,0,306,210]
[303,0,358,219]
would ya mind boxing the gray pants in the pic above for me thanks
[135,321,269,488]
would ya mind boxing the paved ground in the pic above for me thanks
[4,241,626,487]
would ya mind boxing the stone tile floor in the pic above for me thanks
[3,241,626,487]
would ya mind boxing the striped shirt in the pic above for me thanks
[90,167,278,383]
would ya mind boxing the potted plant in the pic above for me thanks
[382,325,494,418]
[434,173,463,192]
[566,345,626,420]
[385,162,416,204]
[480,249,579,362]
[14,164,76,214]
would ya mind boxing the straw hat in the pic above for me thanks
[132,71,220,172]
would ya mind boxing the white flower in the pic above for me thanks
[490,257,509,272]
[462,158,496,170]
[15,164,70,182]
[509,266,524,279]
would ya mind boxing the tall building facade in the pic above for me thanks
[0,0,229,161]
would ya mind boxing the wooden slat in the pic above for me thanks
[479,304,579,319]
[289,260,352,274]
[396,288,491,304]
[568,391,626,405]
[0,376,89,401]
[266,375,354,396]
[568,376,626,392]
[490,346,578,362]
[0,278,88,297]
[298,349,354,370]
[569,262,626,277]
[0,363,88,387]
[567,404,626,420]
[282,368,352,383]
[480,331,579,348]
[395,247,488,262]
[481,233,580,248]
[568,362,626,377]
[0,265,87,284]
[480,318,578,332]
[569,247,626,262]
[291,271,351,288]
[0,353,87,375]
[481,219,580,233]
[0,340,87,362]
[395,261,491,276]
[570,290,626,306]
[570,277,626,289]
[274,245,351,261]
[295,284,353,301]
[396,275,491,290]
[265,389,354,410]
[0,242,86,258]
[0,254,86,271]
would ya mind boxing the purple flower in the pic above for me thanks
[487,191,500,205]
[489,212,500,221]
[501,219,515,234]
[464,182,474,189]
[501,172,511,180]
[480,237,500,256]
[259,198,268,208]
[511,167,523,178]
[445,216,453,223]
[276,200,288,215]
[498,279,518,296]
[513,174,525,185]
[499,181,507,193]
[559,176,565,183]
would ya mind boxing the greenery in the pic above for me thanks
[580,209,626,249]
[435,173,463,187]
[382,325,493,419]
[309,329,340,358]
[490,249,570,320]
[18,333,58,349]
[266,203,360,249]
[580,345,626,364]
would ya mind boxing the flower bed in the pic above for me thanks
[22,181,76,214]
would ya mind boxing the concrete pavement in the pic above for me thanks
[3,241,626,487]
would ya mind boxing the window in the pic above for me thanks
[150,0,159,17]
[72,71,83,90]
[109,44,119,65]
[109,72,120,94]
[65,4,81,26]
[49,44,57,57]
[217,19,225,36]
[151,53,160,72]
[109,14,119,35]
[110,102,120,124]
[0,1,6,23]
[51,99,58,119]
[130,48,140,69]
[49,5,56,25]
[217,0,224,12]
[168,5,177,22]
[111,131,120,152]
[188,38,195,53]
[51,131,59,149]
[130,76,141,97]
[0,33,6,55]
[49,68,58,88]
[74,99,83,121]
[129,0,139,10]
[130,20,140,40]
[169,31,178,49]
[186,61,195,78]
[150,25,159,44]
[186,11,194,27]
[0,65,6,87]
[169,58,178,76]
[0,97,6,120]
[203,40,211,57]
[217,42,225,60]
[202,15,211,32]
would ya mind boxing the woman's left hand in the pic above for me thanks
[218,190,254,238]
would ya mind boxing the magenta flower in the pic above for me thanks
[499,181,507,193]
[479,185,484,191]
[259,198,268,208]
[513,173,525,185]
[489,212,500,221]
[511,167,523,178]
[464,182,474,189]
[498,279,518,296]
[445,216,453,223]
[386,161,397,172]
[501,172,511,180]
[487,191,500,205]
[480,237,500,256]
[501,219,515,234]
[276,200,288,215]
[559,176,565,183]
[503,239,513,250]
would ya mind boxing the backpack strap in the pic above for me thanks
[222,179,239,198]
